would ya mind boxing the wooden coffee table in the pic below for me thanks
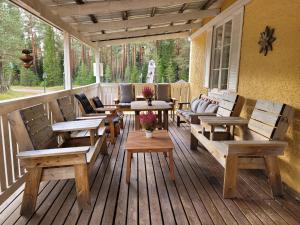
[125,130,175,183]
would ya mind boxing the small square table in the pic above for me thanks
[52,119,103,145]
[125,130,175,183]
[131,100,172,130]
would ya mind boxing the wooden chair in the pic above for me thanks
[9,104,107,216]
[190,99,294,198]
[155,83,177,120]
[75,93,120,144]
[50,96,107,144]
[177,92,244,126]
[114,83,135,111]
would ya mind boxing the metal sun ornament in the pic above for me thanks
[258,26,276,56]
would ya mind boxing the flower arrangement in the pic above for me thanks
[142,86,154,99]
[139,111,157,134]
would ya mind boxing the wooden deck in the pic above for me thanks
[1,114,300,225]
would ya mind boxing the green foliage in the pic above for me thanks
[43,26,63,86]
[19,67,40,86]
[104,65,112,82]
[166,60,176,83]
[130,65,139,83]
[124,66,131,82]
[141,63,148,83]
[74,62,95,85]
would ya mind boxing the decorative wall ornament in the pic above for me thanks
[20,49,33,68]
[258,26,276,56]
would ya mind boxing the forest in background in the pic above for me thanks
[0,0,190,94]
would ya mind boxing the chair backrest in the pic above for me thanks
[50,96,76,122]
[8,104,57,151]
[247,100,294,141]
[118,83,135,103]
[208,92,244,117]
[156,83,171,102]
[92,96,104,108]
[75,93,96,114]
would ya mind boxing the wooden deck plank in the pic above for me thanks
[144,153,163,225]
[1,114,300,225]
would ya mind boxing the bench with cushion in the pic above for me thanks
[177,92,244,126]
[75,93,120,143]
[9,104,106,216]
[191,99,294,198]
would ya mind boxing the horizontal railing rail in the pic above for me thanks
[0,83,100,206]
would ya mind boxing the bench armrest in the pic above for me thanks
[76,115,106,120]
[114,98,120,104]
[178,102,190,109]
[221,140,287,155]
[17,146,90,159]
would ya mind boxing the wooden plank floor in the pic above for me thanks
[1,114,300,225]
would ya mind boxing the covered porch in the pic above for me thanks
[1,0,300,224]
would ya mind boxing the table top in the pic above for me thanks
[125,130,174,151]
[95,107,117,112]
[199,116,248,126]
[52,119,103,132]
[131,100,172,111]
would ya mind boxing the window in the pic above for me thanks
[210,21,232,90]
[203,8,244,92]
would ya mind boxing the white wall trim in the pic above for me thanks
[190,0,251,39]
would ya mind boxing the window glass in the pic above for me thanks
[210,20,232,90]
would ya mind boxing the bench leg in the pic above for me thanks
[20,167,42,217]
[74,164,91,209]
[264,156,283,197]
[119,117,124,129]
[177,115,181,127]
[190,133,198,150]
[223,156,238,198]
[100,135,108,155]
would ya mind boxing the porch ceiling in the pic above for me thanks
[11,0,222,48]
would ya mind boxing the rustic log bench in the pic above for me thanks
[176,92,244,126]
[8,104,107,216]
[191,99,294,198]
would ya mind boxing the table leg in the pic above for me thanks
[90,129,95,145]
[126,151,132,183]
[163,152,168,157]
[158,110,162,129]
[163,110,169,130]
[169,149,175,181]
[135,111,140,130]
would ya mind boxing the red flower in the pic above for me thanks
[139,111,157,131]
[142,86,154,99]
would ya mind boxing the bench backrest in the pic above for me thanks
[8,104,57,151]
[248,100,294,141]
[50,96,76,123]
[208,92,244,117]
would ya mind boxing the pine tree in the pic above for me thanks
[43,26,62,86]
[130,65,139,83]
[104,65,112,82]
[166,60,176,83]
[124,65,131,82]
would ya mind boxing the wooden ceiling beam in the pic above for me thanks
[52,0,207,17]
[89,23,201,41]
[77,9,218,33]
[98,32,190,46]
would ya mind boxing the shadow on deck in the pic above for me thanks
[1,114,300,225]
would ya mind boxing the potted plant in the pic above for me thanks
[142,86,154,106]
[139,111,157,138]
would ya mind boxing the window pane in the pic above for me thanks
[222,45,230,68]
[212,49,221,69]
[211,70,220,89]
[214,26,223,49]
[220,69,228,90]
[224,21,232,46]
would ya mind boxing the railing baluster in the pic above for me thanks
[2,116,13,186]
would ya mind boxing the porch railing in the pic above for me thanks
[0,82,190,207]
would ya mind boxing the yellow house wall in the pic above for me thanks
[189,0,300,193]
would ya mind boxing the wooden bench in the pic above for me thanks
[177,92,244,126]
[190,99,294,198]
[8,104,107,216]
[50,96,107,142]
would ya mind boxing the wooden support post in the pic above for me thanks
[20,167,42,217]
[264,156,283,197]
[63,31,72,90]
[74,164,91,209]
[94,50,101,83]
[223,155,238,198]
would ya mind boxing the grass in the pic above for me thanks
[0,89,36,101]
[11,85,65,91]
